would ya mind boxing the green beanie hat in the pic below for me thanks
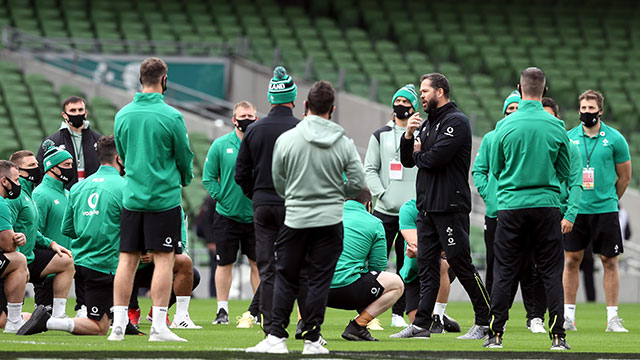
[502,90,521,115]
[392,84,419,112]
[268,66,297,104]
[42,139,72,173]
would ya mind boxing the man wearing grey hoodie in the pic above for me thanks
[247,81,365,355]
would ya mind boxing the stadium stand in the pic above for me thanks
[0,0,638,187]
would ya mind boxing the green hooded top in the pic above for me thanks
[330,200,387,289]
[202,130,253,223]
[491,100,571,210]
[61,165,124,275]
[32,175,72,249]
[472,130,498,218]
[114,92,194,212]
[6,177,53,263]
[272,115,365,229]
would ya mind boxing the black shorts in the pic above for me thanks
[327,271,385,312]
[28,248,56,284]
[214,213,255,266]
[120,206,183,254]
[0,252,10,276]
[563,212,623,257]
[75,266,114,321]
[404,278,419,314]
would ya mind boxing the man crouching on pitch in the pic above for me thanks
[327,188,404,341]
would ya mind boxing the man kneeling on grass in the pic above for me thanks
[327,188,404,341]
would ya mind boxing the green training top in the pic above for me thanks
[398,198,418,283]
[472,130,498,218]
[32,175,72,249]
[7,177,53,263]
[114,92,194,212]
[202,130,253,223]
[566,121,630,214]
[0,197,12,232]
[61,165,123,275]
[559,142,584,223]
[330,200,387,289]
[491,100,571,210]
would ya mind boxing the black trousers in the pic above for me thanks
[487,216,547,320]
[484,216,497,295]
[253,205,286,334]
[270,223,343,341]
[373,211,406,316]
[414,211,491,329]
[34,277,54,308]
[74,265,86,311]
[491,208,565,336]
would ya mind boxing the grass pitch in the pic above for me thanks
[1,298,639,358]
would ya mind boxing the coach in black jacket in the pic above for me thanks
[235,66,300,334]
[36,96,102,190]
[392,73,491,340]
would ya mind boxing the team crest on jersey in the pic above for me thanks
[602,139,609,146]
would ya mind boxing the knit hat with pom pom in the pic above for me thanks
[268,65,297,104]
[42,139,72,173]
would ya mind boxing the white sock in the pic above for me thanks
[152,306,169,332]
[46,317,75,333]
[113,305,128,330]
[7,303,23,323]
[606,306,618,322]
[217,301,228,313]
[564,304,576,321]
[175,296,190,319]
[433,302,447,319]
[52,298,67,318]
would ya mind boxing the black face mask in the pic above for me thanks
[235,119,255,132]
[393,104,413,119]
[580,111,599,128]
[55,166,74,184]
[161,77,167,95]
[65,112,86,128]
[2,177,21,199]
[20,167,42,185]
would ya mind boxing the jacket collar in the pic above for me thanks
[428,101,457,123]
[344,200,367,212]
[268,105,294,117]
[42,174,66,193]
[134,92,165,104]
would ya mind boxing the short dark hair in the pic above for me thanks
[307,81,335,115]
[62,96,86,112]
[0,160,18,178]
[348,187,372,205]
[578,89,604,111]
[520,67,546,98]
[97,135,118,164]
[9,150,35,166]
[140,57,168,87]
[420,73,450,98]
[542,97,559,117]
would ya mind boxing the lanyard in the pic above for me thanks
[392,124,402,159]
[583,134,598,168]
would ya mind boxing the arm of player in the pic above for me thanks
[363,135,387,200]
[554,135,572,184]
[271,139,287,199]
[202,141,222,201]
[412,117,468,170]
[35,230,53,249]
[400,229,418,258]
[61,200,77,239]
[0,229,17,252]
[615,160,631,200]
[367,222,388,272]
[234,132,255,199]
[174,117,195,187]
[471,134,491,200]
[33,193,49,233]
[344,140,365,198]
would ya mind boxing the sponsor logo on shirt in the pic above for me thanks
[54,199,60,205]
[226,148,234,154]
[83,193,100,216]
[444,127,454,137]
[571,139,579,145]
[602,139,609,146]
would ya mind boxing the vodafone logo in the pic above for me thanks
[88,193,99,209]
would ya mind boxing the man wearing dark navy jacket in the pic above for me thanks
[235,65,300,334]
[390,73,490,340]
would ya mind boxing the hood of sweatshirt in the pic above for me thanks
[298,115,345,148]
